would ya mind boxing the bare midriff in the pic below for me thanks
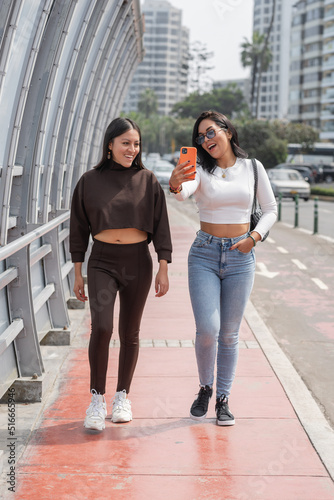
[94,228,148,244]
[200,222,250,238]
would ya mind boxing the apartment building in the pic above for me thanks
[321,0,334,140]
[288,0,324,129]
[123,0,189,115]
[252,0,294,119]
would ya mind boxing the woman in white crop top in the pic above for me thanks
[169,110,277,426]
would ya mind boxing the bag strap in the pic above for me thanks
[251,158,258,212]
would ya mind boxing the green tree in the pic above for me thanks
[188,41,214,94]
[270,120,319,150]
[240,1,276,119]
[173,117,194,151]
[241,31,267,115]
[172,85,247,119]
[236,119,288,168]
[124,112,185,155]
[138,88,158,118]
[284,123,318,151]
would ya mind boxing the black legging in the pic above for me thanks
[87,239,152,394]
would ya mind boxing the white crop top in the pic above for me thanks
[173,158,277,239]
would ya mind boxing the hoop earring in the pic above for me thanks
[107,150,111,160]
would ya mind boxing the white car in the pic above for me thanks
[267,169,310,201]
[152,160,174,187]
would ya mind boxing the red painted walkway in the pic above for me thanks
[14,223,334,499]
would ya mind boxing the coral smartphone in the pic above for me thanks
[179,146,197,180]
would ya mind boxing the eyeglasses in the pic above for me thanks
[195,128,226,145]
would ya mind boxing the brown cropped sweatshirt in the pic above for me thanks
[69,162,172,263]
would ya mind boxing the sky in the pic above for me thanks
[141,0,254,82]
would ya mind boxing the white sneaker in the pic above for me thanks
[84,390,107,431]
[111,390,132,423]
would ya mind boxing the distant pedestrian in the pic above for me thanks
[70,117,172,431]
[169,110,277,425]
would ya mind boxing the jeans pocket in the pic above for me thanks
[192,237,210,248]
[234,247,253,255]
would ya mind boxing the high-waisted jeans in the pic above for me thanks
[188,230,255,398]
[87,239,152,395]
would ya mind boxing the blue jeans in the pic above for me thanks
[188,230,255,399]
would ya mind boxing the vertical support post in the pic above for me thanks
[313,196,318,235]
[7,247,44,377]
[294,194,299,228]
[43,226,70,329]
[278,193,282,221]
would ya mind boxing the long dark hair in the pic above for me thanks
[95,117,144,171]
[192,110,248,174]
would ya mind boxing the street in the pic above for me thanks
[277,197,334,239]
[166,195,334,430]
[252,222,334,429]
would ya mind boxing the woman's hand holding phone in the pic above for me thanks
[169,147,197,190]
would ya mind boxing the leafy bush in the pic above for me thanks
[311,187,334,197]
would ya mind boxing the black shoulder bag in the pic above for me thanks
[250,158,269,241]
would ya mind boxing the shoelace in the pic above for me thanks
[113,390,131,408]
[113,397,131,410]
[87,393,105,416]
[216,397,229,417]
[195,388,211,410]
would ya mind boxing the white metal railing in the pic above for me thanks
[0,0,144,399]
[0,212,69,262]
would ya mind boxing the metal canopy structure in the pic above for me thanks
[0,0,144,398]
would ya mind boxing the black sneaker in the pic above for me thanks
[190,385,212,420]
[215,395,235,426]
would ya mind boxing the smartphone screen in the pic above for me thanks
[180,147,197,180]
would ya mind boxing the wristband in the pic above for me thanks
[169,180,182,194]
[249,235,256,247]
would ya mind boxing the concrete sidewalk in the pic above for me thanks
[1,200,334,499]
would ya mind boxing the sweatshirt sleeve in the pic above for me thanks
[152,181,172,263]
[69,176,91,262]
[253,159,277,239]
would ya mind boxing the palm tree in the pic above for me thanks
[138,88,158,118]
[240,0,276,118]
[241,31,267,116]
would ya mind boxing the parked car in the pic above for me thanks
[152,160,174,187]
[322,165,334,183]
[147,152,161,161]
[160,152,180,166]
[310,164,324,182]
[273,163,315,183]
[267,169,311,201]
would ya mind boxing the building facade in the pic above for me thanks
[252,0,294,120]
[288,0,324,129]
[123,0,189,115]
[321,0,334,140]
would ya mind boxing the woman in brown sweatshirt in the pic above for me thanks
[70,117,172,430]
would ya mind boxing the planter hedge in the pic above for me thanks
[311,187,334,197]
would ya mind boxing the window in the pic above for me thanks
[303,72,321,83]
[290,90,300,101]
[290,75,301,85]
[304,25,323,37]
[156,12,169,23]
[156,27,168,35]
[306,7,323,21]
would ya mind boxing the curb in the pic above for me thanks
[245,300,334,481]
